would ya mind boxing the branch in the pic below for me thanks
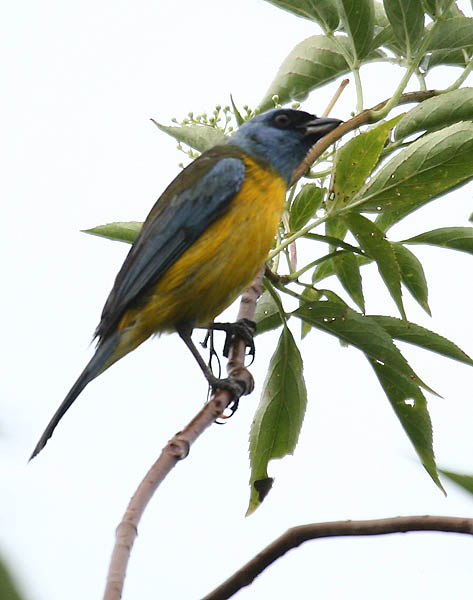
[102,269,265,600]
[201,515,473,600]
[291,89,437,185]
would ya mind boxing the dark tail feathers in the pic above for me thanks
[29,334,119,460]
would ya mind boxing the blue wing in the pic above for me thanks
[95,148,246,340]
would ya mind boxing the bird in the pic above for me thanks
[30,108,342,459]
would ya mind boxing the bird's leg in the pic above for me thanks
[208,318,257,362]
[200,328,222,378]
[177,323,248,400]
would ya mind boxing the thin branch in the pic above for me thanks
[102,269,265,600]
[201,515,473,600]
[322,78,349,117]
[291,89,437,185]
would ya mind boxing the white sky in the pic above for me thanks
[2,1,473,599]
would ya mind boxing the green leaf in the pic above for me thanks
[0,556,25,600]
[248,326,307,514]
[440,469,473,495]
[383,0,425,57]
[427,16,473,51]
[344,213,405,319]
[293,301,432,392]
[368,357,443,492]
[151,120,226,152]
[354,122,473,230]
[312,252,372,283]
[331,251,365,311]
[371,1,396,50]
[369,315,473,366]
[299,286,323,338]
[337,0,375,60]
[289,184,325,231]
[255,289,284,335]
[230,95,244,126]
[422,47,471,71]
[262,0,340,31]
[331,115,403,212]
[422,0,455,18]
[395,88,473,140]
[403,227,473,255]
[258,36,384,111]
[82,221,142,244]
[392,243,430,314]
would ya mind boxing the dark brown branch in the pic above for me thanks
[291,89,437,185]
[201,515,473,600]
[102,269,265,600]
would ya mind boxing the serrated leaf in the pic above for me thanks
[292,301,433,394]
[289,184,325,231]
[354,122,473,230]
[263,0,340,31]
[392,243,430,314]
[248,326,307,514]
[255,289,284,335]
[258,36,384,111]
[151,121,226,152]
[368,357,444,492]
[331,115,403,212]
[331,251,365,311]
[337,0,375,60]
[344,213,405,319]
[427,16,473,51]
[403,227,473,255]
[368,315,473,366]
[395,88,473,140]
[383,0,425,57]
[440,469,473,495]
[312,252,372,283]
[82,221,142,244]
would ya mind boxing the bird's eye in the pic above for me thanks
[274,114,291,128]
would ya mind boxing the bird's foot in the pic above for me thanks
[210,318,257,361]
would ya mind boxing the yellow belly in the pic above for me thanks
[116,156,286,354]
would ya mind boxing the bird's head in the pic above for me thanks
[229,108,342,185]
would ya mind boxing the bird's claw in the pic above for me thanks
[211,318,256,361]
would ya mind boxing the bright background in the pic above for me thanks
[2,1,473,599]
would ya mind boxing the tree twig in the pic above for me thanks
[291,89,437,185]
[201,515,473,600]
[102,269,265,600]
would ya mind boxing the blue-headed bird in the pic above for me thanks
[30,108,342,458]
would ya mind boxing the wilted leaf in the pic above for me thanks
[354,122,473,230]
[82,221,142,244]
[248,326,307,514]
[392,243,430,314]
[289,184,325,231]
[403,227,473,255]
[395,88,473,140]
[262,0,340,31]
[151,121,226,152]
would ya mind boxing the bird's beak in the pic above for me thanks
[300,117,343,137]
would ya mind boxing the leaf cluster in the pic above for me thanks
[84,0,473,513]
